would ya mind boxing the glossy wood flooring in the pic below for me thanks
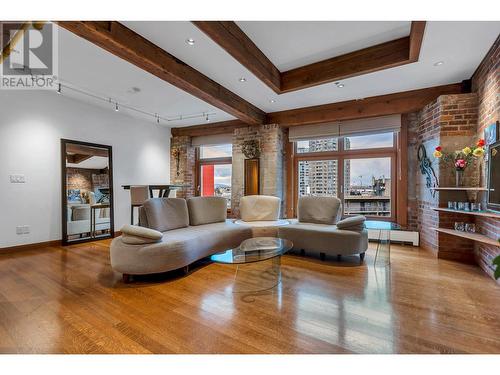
[0,240,499,354]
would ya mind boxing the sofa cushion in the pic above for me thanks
[187,196,227,226]
[122,234,162,245]
[121,224,163,240]
[240,195,281,221]
[141,198,189,232]
[298,196,341,225]
[336,215,366,231]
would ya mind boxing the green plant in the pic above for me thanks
[494,254,500,280]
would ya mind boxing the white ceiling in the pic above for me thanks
[124,21,500,115]
[58,21,500,127]
[236,21,411,71]
[56,25,235,127]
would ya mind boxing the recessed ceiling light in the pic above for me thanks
[336,82,345,88]
[239,77,247,82]
[269,99,276,103]
[434,61,444,66]
[186,38,195,46]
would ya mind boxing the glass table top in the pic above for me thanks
[364,220,402,230]
[210,237,293,264]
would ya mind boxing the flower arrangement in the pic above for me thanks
[433,139,485,170]
[432,139,485,186]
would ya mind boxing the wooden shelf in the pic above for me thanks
[432,207,500,219]
[433,228,500,247]
[431,187,487,191]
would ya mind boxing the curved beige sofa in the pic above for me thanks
[110,197,252,281]
[278,196,368,262]
[110,195,369,282]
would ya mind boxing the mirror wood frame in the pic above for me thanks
[61,139,115,245]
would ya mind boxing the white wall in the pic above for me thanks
[0,90,171,248]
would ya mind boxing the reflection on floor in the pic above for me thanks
[0,241,499,353]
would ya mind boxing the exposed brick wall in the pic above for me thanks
[471,35,500,282]
[170,135,195,199]
[232,124,284,217]
[407,94,479,261]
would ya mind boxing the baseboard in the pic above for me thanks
[0,231,121,253]
[0,240,62,253]
[367,229,420,246]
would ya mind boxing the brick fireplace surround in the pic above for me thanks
[170,36,499,282]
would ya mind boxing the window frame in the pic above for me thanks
[293,133,398,221]
[194,146,233,211]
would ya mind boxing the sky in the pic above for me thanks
[348,157,391,186]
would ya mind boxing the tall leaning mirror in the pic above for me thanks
[61,139,114,245]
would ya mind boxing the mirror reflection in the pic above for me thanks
[62,140,114,244]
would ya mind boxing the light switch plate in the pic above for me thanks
[9,174,26,183]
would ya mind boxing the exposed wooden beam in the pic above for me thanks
[57,21,266,125]
[192,21,281,93]
[171,119,250,137]
[66,143,109,157]
[267,83,464,127]
[281,37,411,93]
[195,21,427,94]
[409,21,426,61]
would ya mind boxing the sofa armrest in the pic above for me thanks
[336,215,366,231]
[120,224,163,244]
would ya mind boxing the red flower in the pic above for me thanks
[455,159,466,169]
[435,146,442,151]
[477,139,485,147]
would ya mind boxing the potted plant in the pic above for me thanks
[433,139,485,186]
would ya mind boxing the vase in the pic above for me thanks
[455,170,464,187]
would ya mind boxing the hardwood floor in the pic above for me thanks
[0,240,499,354]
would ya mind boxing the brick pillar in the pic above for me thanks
[170,135,195,199]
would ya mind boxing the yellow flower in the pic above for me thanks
[433,150,443,158]
[462,146,472,155]
[473,147,484,157]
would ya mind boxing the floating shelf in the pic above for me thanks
[432,207,500,219]
[430,187,488,191]
[433,228,500,247]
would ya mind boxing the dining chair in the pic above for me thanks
[130,185,150,225]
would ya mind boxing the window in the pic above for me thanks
[196,144,232,208]
[294,132,396,219]
[344,132,394,150]
[343,157,392,216]
[296,138,337,153]
[199,144,232,159]
[298,159,338,197]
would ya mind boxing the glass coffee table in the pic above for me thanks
[364,220,402,266]
[210,237,293,293]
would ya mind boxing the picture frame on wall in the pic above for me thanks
[484,121,499,145]
[484,121,499,162]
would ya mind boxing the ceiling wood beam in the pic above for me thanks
[267,83,464,127]
[409,21,427,61]
[66,143,109,157]
[171,119,250,137]
[192,21,281,93]
[194,21,427,94]
[57,21,266,125]
[281,36,411,93]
